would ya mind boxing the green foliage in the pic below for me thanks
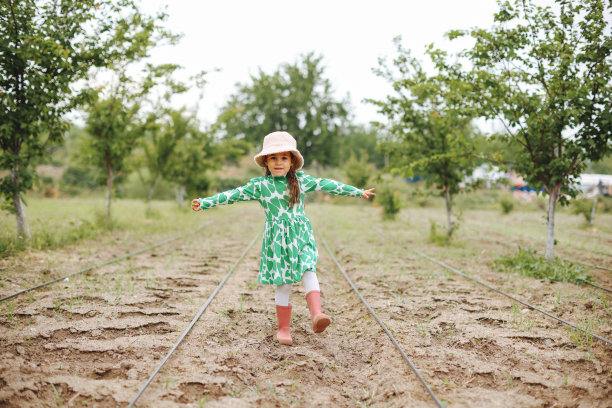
[450,0,612,258]
[369,37,480,235]
[215,53,349,166]
[428,221,450,246]
[0,198,207,257]
[600,196,612,214]
[571,198,596,223]
[376,187,402,220]
[164,128,248,206]
[339,125,386,169]
[344,150,374,190]
[585,156,612,174]
[567,318,597,351]
[0,0,172,236]
[0,219,96,258]
[60,165,101,195]
[494,247,592,285]
[78,49,185,219]
[212,177,251,193]
[137,108,196,203]
[499,197,515,214]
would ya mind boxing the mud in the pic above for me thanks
[0,204,610,407]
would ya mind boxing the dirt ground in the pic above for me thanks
[0,203,610,407]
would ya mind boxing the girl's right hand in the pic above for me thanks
[191,199,201,212]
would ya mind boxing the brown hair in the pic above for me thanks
[264,153,301,208]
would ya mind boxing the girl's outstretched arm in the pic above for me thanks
[300,172,375,199]
[361,188,376,199]
[192,178,260,212]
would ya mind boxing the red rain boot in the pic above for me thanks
[305,290,331,333]
[276,305,293,345]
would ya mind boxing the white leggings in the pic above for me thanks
[275,270,320,306]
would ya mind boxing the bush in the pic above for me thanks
[571,198,594,223]
[428,221,450,246]
[494,247,591,284]
[60,165,100,195]
[377,187,401,220]
[499,197,515,214]
[94,210,120,231]
[344,150,374,189]
[600,196,612,213]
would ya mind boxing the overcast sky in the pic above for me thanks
[140,0,501,127]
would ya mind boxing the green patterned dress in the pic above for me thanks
[197,171,364,285]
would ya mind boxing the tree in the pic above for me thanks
[81,87,142,219]
[138,108,188,211]
[339,125,386,169]
[369,38,480,236]
[165,125,249,208]
[449,0,612,258]
[345,150,375,190]
[0,0,172,237]
[215,53,350,167]
[80,63,184,220]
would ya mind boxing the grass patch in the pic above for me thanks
[0,197,204,258]
[0,218,96,258]
[493,247,592,285]
[428,221,451,246]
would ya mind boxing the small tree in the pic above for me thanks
[0,0,156,237]
[345,149,374,189]
[81,63,188,220]
[449,0,612,258]
[166,126,249,208]
[369,38,480,236]
[81,88,142,220]
[138,108,190,210]
[216,53,349,167]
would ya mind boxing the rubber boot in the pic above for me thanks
[276,305,293,345]
[305,290,331,333]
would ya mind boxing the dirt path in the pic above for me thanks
[1,204,610,407]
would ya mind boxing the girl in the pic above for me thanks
[192,131,375,345]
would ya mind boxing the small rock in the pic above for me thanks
[521,308,529,314]
[16,346,26,355]
[94,367,110,375]
[120,361,133,370]
[544,339,552,346]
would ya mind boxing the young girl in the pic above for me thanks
[191,131,375,345]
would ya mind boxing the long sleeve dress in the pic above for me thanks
[197,171,364,285]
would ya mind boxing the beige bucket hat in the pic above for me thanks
[254,131,304,170]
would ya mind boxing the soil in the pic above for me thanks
[0,204,610,407]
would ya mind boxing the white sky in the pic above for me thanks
[140,0,501,127]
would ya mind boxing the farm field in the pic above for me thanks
[1,200,610,407]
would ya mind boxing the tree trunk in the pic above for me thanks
[174,185,186,207]
[590,196,598,225]
[544,182,561,260]
[444,187,452,236]
[105,153,114,220]
[147,178,157,212]
[11,166,31,239]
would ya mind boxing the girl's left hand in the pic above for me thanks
[361,188,376,199]
[191,199,201,211]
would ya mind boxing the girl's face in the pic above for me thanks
[266,152,293,177]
